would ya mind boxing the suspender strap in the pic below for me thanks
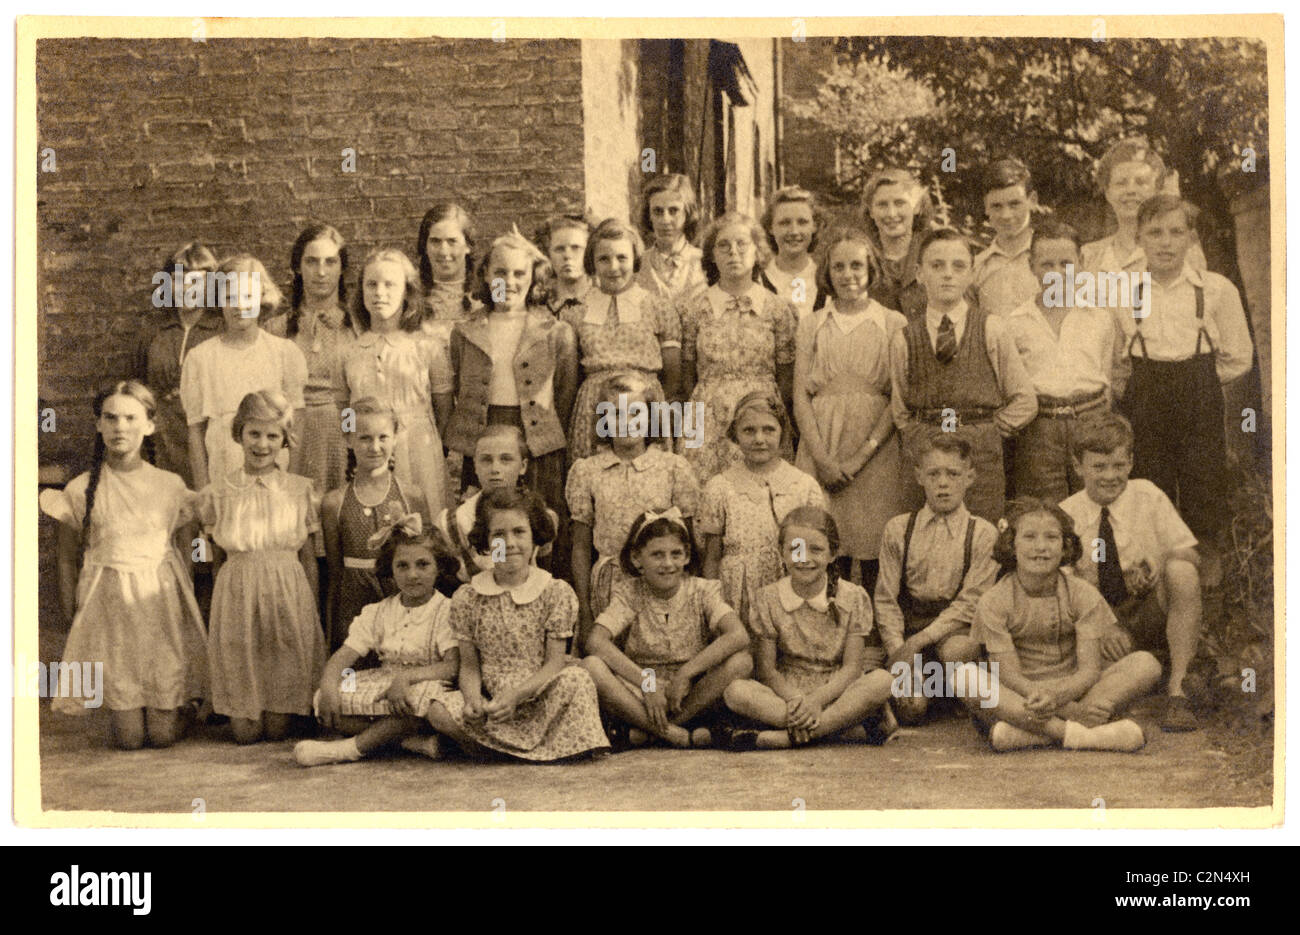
[1193,285,1215,356]
[956,517,975,601]
[900,510,919,592]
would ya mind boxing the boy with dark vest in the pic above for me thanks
[889,228,1038,523]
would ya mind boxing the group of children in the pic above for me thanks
[41,136,1253,765]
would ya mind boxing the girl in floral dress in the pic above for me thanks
[425,487,608,761]
[338,248,453,514]
[700,392,826,626]
[40,380,207,749]
[793,228,908,593]
[268,223,356,495]
[561,218,682,460]
[197,390,325,744]
[321,398,429,652]
[679,212,798,483]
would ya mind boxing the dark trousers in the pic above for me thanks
[1122,355,1225,539]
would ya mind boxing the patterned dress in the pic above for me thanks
[421,282,480,350]
[197,468,325,721]
[328,474,417,653]
[180,329,309,486]
[339,329,452,513]
[435,569,609,760]
[330,592,457,718]
[749,577,876,694]
[638,240,707,308]
[269,306,355,495]
[38,463,208,714]
[699,460,827,627]
[560,284,682,459]
[565,447,701,615]
[794,300,908,560]
[680,283,797,482]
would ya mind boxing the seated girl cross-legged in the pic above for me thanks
[962,499,1161,753]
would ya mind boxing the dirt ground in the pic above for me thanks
[35,692,1270,817]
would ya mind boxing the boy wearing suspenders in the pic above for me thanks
[1119,195,1253,540]
[874,432,999,724]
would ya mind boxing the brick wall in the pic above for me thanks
[36,36,587,476]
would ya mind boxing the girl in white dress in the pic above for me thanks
[40,380,207,749]
[196,391,325,744]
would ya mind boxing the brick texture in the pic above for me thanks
[37,37,586,475]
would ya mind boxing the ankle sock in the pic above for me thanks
[1063,719,1145,752]
[989,721,1051,752]
[293,737,363,767]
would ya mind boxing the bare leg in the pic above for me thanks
[961,678,1066,744]
[810,671,895,739]
[352,715,425,756]
[674,651,753,724]
[423,701,496,756]
[1164,559,1202,696]
[109,708,146,750]
[1061,652,1162,727]
[581,657,690,746]
[722,678,787,726]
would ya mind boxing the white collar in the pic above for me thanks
[583,284,648,325]
[228,466,286,491]
[916,502,969,534]
[1150,262,1203,291]
[925,300,969,332]
[824,297,888,335]
[469,566,552,604]
[776,576,830,613]
[706,282,765,317]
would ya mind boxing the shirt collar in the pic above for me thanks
[1151,262,1202,291]
[583,284,648,326]
[706,283,765,317]
[926,300,969,332]
[776,576,830,613]
[978,229,1032,264]
[1081,482,1133,523]
[229,466,285,491]
[469,566,553,604]
[356,329,407,349]
[916,502,969,535]
[825,297,888,336]
[549,278,594,313]
[594,447,656,472]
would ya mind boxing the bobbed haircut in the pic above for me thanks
[473,423,529,462]
[993,497,1084,570]
[216,253,284,318]
[778,505,841,557]
[467,485,556,553]
[639,173,700,243]
[726,390,792,447]
[535,212,594,254]
[163,241,218,278]
[231,389,296,448]
[1069,412,1135,463]
[618,511,695,578]
[815,227,876,300]
[417,202,476,290]
[700,211,770,286]
[375,524,460,585]
[471,229,553,308]
[583,218,645,276]
[352,248,424,333]
[588,370,664,450]
[861,167,935,238]
[761,186,823,254]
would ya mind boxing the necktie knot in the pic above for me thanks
[935,314,957,363]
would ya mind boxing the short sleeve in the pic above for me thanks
[179,351,205,425]
[449,585,477,643]
[1150,485,1198,555]
[836,581,872,638]
[698,475,728,537]
[697,577,734,633]
[972,584,1016,655]
[428,595,457,660]
[670,455,701,518]
[594,578,638,641]
[771,297,798,366]
[679,297,700,363]
[653,293,682,349]
[541,580,578,640]
[748,586,779,640]
[193,485,219,531]
[342,600,382,656]
[423,336,454,396]
[281,340,309,410]
[565,458,595,526]
[38,473,89,528]
[1070,578,1118,643]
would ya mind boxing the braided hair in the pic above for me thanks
[81,380,158,555]
[343,396,401,482]
[778,505,843,626]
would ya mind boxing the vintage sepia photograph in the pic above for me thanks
[16,13,1283,827]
